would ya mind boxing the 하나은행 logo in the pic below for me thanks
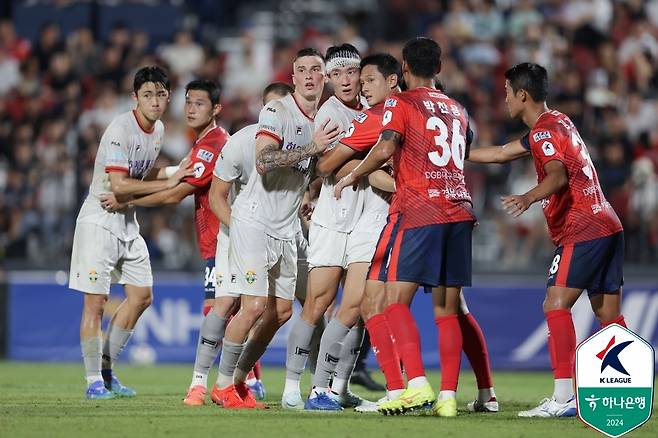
[575,324,655,438]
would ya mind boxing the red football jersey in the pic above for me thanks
[381,87,475,228]
[523,110,622,245]
[187,126,229,259]
[342,102,400,213]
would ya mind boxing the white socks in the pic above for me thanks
[408,376,430,388]
[283,377,301,395]
[553,378,574,403]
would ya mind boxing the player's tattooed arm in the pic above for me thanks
[255,121,340,175]
[467,139,530,164]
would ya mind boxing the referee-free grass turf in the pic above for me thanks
[0,362,655,437]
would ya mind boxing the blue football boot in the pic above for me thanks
[304,392,344,411]
[102,370,137,397]
[85,380,116,400]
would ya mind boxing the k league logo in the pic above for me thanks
[575,324,655,437]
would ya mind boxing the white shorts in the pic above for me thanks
[69,222,152,295]
[228,217,297,300]
[214,223,238,298]
[308,222,376,269]
[295,229,309,301]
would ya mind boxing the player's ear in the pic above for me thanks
[387,74,398,90]
[132,91,137,103]
[213,103,222,117]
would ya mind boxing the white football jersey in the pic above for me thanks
[311,96,366,232]
[214,123,257,203]
[231,93,314,239]
[354,186,389,232]
[76,110,164,241]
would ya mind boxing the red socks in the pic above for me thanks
[365,313,404,391]
[545,309,576,379]
[384,303,426,380]
[435,315,462,391]
[458,313,493,389]
[600,314,627,328]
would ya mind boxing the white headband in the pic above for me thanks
[326,50,361,73]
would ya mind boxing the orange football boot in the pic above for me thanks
[183,385,206,406]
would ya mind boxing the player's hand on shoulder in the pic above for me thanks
[100,192,127,212]
[312,120,341,154]
[501,194,531,218]
[168,158,194,188]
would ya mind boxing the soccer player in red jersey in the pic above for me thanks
[335,38,496,417]
[467,62,625,418]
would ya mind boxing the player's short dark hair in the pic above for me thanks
[185,79,221,105]
[360,53,401,81]
[294,47,325,63]
[504,62,549,102]
[133,66,170,94]
[402,37,442,79]
[325,43,360,61]
[262,82,294,99]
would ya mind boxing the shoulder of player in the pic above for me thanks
[529,114,568,146]
[263,97,290,116]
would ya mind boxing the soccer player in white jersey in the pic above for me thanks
[181,82,295,406]
[69,66,192,399]
[281,43,371,411]
[211,48,340,409]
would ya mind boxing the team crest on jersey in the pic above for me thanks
[384,98,397,108]
[196,149,214,163]
[245,270,257,285]
[88,270,98,284]
[355,112,368,124]
[533,131,552,142]
[193,162,206,178]
[541,141,556,156]
[216,272,223,286]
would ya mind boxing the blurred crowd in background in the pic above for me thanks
[1,0,657,271]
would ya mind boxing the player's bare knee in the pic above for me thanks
[83,294,106,315]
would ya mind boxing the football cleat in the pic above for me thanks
[281,390,305,410]
[467,397,499,413]
[518,396,577,418]
[85,380,116,400]
[329,390,376,409]
[102,371,136,397]
[183,385,206,406]
[355,395,388,413]
[235,382,267,409]
[210,384,248,409]
[247,379,266,400]
[378,384,436,416]
[433,396,457,417]
[304,392,344,411]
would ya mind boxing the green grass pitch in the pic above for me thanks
[0,362,655,437]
